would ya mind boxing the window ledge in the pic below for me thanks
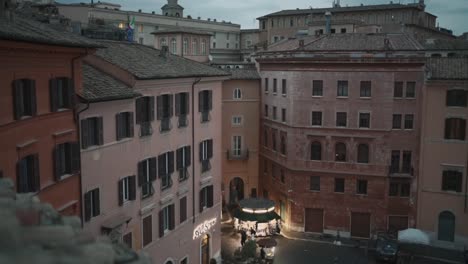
[393,97,403,100]
[53,129,74,137]
[334,192,345,194]
[446,106,467,109]
[359,97,372,100]
[309,190,320,193]
[57,108,71,112]
[17,139,37,149]
[311,95,323,98]
[355,193,368,196]
[405,97,416,100]
[336,96,348,99]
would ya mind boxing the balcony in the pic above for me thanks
[226,149,249,160]
[201,111,210,123]
[389,165,414,177]
[160,118,172,133]
[140,122,153,137]
[201,159,211,172]
[178,115,188,128]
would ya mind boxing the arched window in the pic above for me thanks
[170,38,177,54]
[233,88,242,99]
[438,211,455,242]
[201,39,206,55]
[280,135,286,155]
[183,38,188,55]
[357,144,369,163]
[192,39,198,55]
[335,142,346,162]
[310,141,321,160]
[160,38,167,49]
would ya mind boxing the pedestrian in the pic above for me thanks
[250,227,256,237]
[260,246,266,261]
[240,229,247,246]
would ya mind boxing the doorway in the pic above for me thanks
[438,211,455,242]
[229,177,244,204]
[201,234,210,264]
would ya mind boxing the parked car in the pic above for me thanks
[375,235,399,263]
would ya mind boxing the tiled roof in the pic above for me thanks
[81,63,140,102]
[422,39,468,50]
[259,3,423,18]
[0,15,102,48]
[94,40,229,79]
[223,69,260,80]
[427,58,468,80]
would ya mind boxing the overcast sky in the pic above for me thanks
[60,0,467,35]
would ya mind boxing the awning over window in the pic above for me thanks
[232,208,280,223]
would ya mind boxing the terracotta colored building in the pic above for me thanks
[215,62,261,205]
[417,58,468,248]
[0,15,99,216]
[79,40,229,264]
[256,34,426,238]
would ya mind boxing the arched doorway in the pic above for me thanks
[201,234,210,264]
[229,177,244,204]
[438,211,455,242]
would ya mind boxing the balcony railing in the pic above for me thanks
[178,115,188,128]
[201,159,211,172]
[161,174,173,191]
[226,149,249,160]
[201,111,210,123]
[389,165,414,177]
[178,168,189,182]
[140,122,153,137]
[160,118,172,133]
[141,182,154,199]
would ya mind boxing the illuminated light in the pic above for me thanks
[242,208,254,213]
[193,218,217,240]
[255,209,268,214]
[118,22,125,29]
[267,207,275,212]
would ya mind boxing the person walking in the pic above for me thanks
[240,229,247,246]
[260,246,266,263]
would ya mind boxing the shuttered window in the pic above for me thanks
[199,139,213,172]
[176,146,191,181]
[116,112,134,140]
[17,154,40,193]
[157,94,173,132]
[118,175,136,206]
[158,151,174,190]
[54,142,80,180]
[445,118,466,140]
[442,170,463,192]
[135,96,155,137]
[446,90,467,107]
[142,215,152,247]
[138,157,157,199]
[84,188,100,222]
[360,81,371,98]
[199,90,212,122]
[175,92,189,127]
[199,185,214,213]
[80,117,103,149]
[12,79,37,120]
[337,81,348,97]
[49,77,74,112]
[356,180,368,195]
[180,196,187,223]
[159,204,175,237]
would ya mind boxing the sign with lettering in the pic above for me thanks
[193,218,217,240]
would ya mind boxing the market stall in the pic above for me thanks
[232,198,281,237]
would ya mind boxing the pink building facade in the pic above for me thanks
[152,29,211,63]
[78,41,228,264]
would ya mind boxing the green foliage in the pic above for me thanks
[241,240,257,260]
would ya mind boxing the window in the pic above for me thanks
[226,33,230,40]
[12,79,36,119]
[233,88,242,99]
[192,39,198,55]
[337,81,348,97]
[331,28,336,34]
[312,80,323,96]
[335,142,346,162]
[273,79,277,94]
[199,185,214,212]
[280,170,285,183]
[175,92,189,128]
[232,136,242,156]
[53,142,80,180]
[50,77,74,111]
[136,96,155,137]
[264,78,269,93]
[116,112,134,140]
[157,94,173,132]
[199,90,213,123]
[341,28,346,33]
[180,196,187,223]
[402,151,412,173]
[213,42,216,49]
[280,135,286,155]
[336,112,347,127]
[16,154,39,193]
[264,104,268,117]
[310,141,322,160]
[200,139,213,172]
[226,43,229,49]
[118,176,136,205]
[360,81,371,98]
[232,116,242,126]
[158,151,175,190]
[123,232,132,249]
[142,215,152,247]
[446,90,467,107]
[445,118,466,140]
[271,163,276,178]
[201,39,207,55]
[159,204,175,237]
[271,130,277,151]
[389,181,410,197]
[310,176,320,191]
[356,180,367,195]
[359,113,371,128]
[138,158,157,198]
[389,182,399,196]
[335,178,345,193]
[290,19,294,27]
[160,38,167,48]
[171,38,177,54]
[406,82,415,98]
[84,188,100,221]
[404,114,414,129]
[263,129,268,147]
[401,183,410,197]
[392,114,402,129]
[442,170,463,192]
[281,108,286,122]
[176,146,191,181]
[262,20,266,29]
[281,79,287,95]
[263,159,268,174]
[81,117,104,149]
[312,111,322,126]
[183,38,188,55]
[357,144,369,163]
[390,150,400,172]
[394,82,403,98]
[273,107,277,120]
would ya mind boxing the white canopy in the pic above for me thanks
[398,228,430,245]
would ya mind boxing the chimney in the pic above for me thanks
[325,11,332,34]
[160,45,169,58]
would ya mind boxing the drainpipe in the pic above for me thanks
[192,77,201,223]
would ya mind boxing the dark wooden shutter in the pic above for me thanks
[129,175,136,200]
[158,154,165,178]
[71,142,80,174]
[32,154,40,192]
[16,161,24,193]
[207,185,214,208]
[207,139,213,159]
[175,93,180,116]
[30,81,37,116]
[148,96,155,121]
[80,119,89,149]
[445,119,451,139]
[118,179,123,206]
[185,93,190,114]
[198,91,204,112]
[13,80,23,120]
[92,189,100,216]
[149,157,157,181]
[97,117,104,145]
[158,209,164,238]
[180,197,187,223]
[53,145,61,181]
[169,204,175,230]
[128,112,134,137]
[116,113,122,141]
[84,191,91,222]
[461,119,466,140]
[168,151,174,174]
[168,94,174,117]
[176,148,183,170]
[456,172,463,192]
[138,161,145,186]
[156,96,163,120]
[135,98,142,124]
[199,189,204,213]
[67,78,75,108]
[199,141,204,161]
[49,78,58,112]
[208,90,212,110]
[186,146,191,166]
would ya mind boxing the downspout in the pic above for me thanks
[192,77,202,223]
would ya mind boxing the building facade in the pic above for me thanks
[256,34,425,238]
[0,15,99,217]
[79,40,228,264]
[152,29,211,63]
[417,58,468,248]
